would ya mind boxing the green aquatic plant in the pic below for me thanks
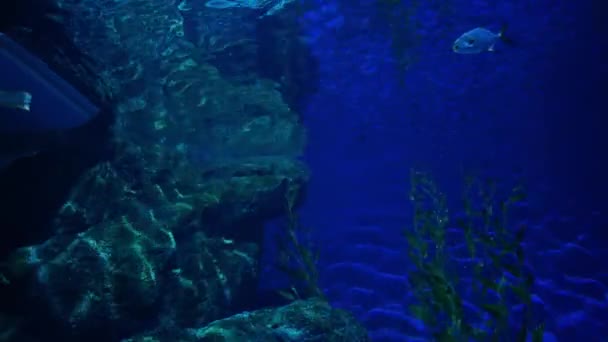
[274,179,325,301]
[404,169,544,341]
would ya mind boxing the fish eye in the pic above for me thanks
[467,38,475,44]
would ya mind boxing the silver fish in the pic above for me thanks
[0,90,32,111]
[0,33,99,169]
[452,27,507,54]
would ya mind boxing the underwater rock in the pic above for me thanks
[0,149,307,339]
[124,297,370,341]
[49,152,308,240]
[46,0,309,157]
[159,62,306,160]
[0,0,313,340]
[0,0,115,257]
[3,218,259,339]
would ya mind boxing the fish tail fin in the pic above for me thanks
[0,91,32,111]
[498,23,515,46]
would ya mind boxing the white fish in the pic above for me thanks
[0,33,100,169]
[0,90,32,111]
[452,26,512,54]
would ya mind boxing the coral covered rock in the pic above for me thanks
[125,298,370,341]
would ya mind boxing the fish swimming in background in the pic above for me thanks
[0,32,100,169]
[452,26,512,54]
[0,90,32,111]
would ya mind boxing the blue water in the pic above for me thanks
[1,0,605,340]
[292,0,607,340]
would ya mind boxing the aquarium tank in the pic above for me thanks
[0,0,605,341]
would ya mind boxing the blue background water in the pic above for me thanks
[1,0,605,340]
[286,0,607,340]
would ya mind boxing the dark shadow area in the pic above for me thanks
[0,0,116,256]
[540,3,608,223]
[0,111,113,254]
[0,0,106,105]
[255,9,320,114]
[1,1,116,340]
